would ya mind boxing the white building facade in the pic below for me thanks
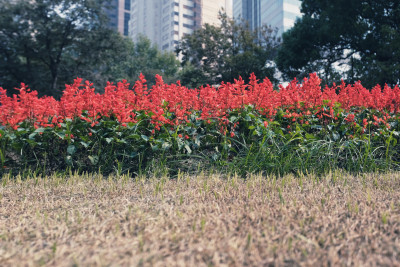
[129,0,233,52]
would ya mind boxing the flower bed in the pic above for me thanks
[1,73,399,176]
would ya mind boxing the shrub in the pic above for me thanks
[1,73,399,176]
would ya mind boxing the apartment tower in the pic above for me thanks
[104,0,131,36]
[234,0,301,36]
[129,0,233,52]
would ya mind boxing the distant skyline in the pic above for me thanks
[129,0,233,52]
[103,0,301,48]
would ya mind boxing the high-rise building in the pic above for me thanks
[234,0,301,36]
[233,0,260,30]
[129,0,162,48]
[104,0,131,36]
[129,0,233,52]
[201,0,233,26]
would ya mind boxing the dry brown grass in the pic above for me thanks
[0,171,399,266]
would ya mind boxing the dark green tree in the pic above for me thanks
[0,0,131,97]
[276,0,400,87]
[105,35,180,87]
[176,12,280,88]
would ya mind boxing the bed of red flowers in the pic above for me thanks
[0,73,399,176]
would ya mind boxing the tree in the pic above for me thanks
[105,35,180,87]
[0,0,129,97]
[176,12,280,88]
[276,0,400,88]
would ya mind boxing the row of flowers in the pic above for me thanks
[1,73,399,134]
[0,73,399,175]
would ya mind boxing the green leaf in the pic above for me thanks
[305,133,316,140]
[194,136,201,146]
[25,139,37,146]
[34,128,45,133]
[116,138,127,144]
[184,126,193,132]
[88,155,99,165]
[184,144,192,154]
[253,129,261,136]
[66,155,72,166]
[392,138,397,146]
[311,125,322,130]
[162,142,171,149]
[151,144,159,152]
[28,132,37,140]
[67,145,76,155]
[127,134,140,140]
[80,141,89,148]
[105,137,113,144]
[332,132,340,141]
[229,116,237,122]
[141,135,149,141]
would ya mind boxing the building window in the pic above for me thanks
[124,13,130,36]
[183,14,193,19]
[162,44,170,50]
[183,23,193,29]
[125,0,131,10]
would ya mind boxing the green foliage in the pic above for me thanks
[1,106,399,177]
[0,0,122,97]
[0,0,179,97]
[176,12,280,87]
[276,0,400,87]
[105,35,180,87]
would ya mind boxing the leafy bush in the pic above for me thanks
[1,73,399,176]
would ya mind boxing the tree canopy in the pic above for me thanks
[0,0,121,96]
[176,12,280,88]
[0,0,179,97]
[106,35,180,87]
[276,0,400,87]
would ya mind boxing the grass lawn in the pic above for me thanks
[0,171,399,266]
